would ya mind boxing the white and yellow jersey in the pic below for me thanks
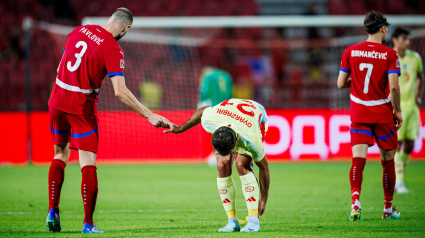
[201,98,268,162]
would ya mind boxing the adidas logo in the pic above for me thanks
[246,196,256,202]
[222,198,231,204]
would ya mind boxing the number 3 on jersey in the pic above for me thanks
[359,63,373,94]
[67,41,87,72]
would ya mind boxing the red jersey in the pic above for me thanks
[340,41,400,123]
[49,25,125,115]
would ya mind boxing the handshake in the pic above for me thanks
[147,113,181,134]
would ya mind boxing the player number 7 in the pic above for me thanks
[359,63,373,94]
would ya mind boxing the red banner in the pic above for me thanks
[1,109,424,165]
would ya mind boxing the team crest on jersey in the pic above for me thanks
[396,59,400,68]
[120,59,124,69]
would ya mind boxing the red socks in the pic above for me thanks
[48,160,99,225]
[81,166,98,226]
[48,159,66,212]
[381,159,395,202]
[350,157,366,203]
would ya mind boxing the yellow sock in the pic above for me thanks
[395,151,409,183]
[240,172,259,217]
[217,176,236,219]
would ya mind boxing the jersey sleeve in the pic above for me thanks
[388,50,401,75]
[63,32,72,52]
[104,45,125,77]
[414,52,423,73]
[200,107,219,134]
[340,48,351,73]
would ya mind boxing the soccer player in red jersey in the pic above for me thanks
[337,11,403,221]
[46,8,172,233]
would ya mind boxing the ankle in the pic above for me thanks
[248,215,259,223]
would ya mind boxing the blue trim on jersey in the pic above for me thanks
[350,127,372,136]
[340,67,350,73]
[256,103,268,124]
[388,70,401,75]
[375,128,396,140]
[108,72,124,77]
[72,127,98,138]
[63,48,65,52]
[50,126,69,135]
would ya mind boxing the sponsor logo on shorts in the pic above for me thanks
[245,186,254,192]
[219,189,227,194]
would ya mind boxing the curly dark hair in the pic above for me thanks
[211,126,237,156]
[364,11,389,34]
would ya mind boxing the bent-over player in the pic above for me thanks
[337,11,402,221]
[164,98,270,233]
[46,8,172,233]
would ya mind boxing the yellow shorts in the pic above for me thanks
[398,108,419,141]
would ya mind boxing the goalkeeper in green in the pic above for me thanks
[198,66,233,108]
[198,66,233,166]
[392,27,424,193]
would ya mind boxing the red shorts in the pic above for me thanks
[350,121,397,150]
[49,107,99,153]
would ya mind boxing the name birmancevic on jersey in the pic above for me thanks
[79,27,104,45]
[351,50,388,60]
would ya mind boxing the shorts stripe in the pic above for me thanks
[350,128,372,136]
[72,127,98,138]
[50,126,69,135]
[375,127,396,140]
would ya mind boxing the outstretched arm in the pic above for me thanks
[255,156,270,218]
[111,75,171,128]
[163,106,210,134]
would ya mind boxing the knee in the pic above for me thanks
[236,161,247,171]
[217,161,231,174]
[236,161,252,175]
[53,152,69,162]
[403,145,414,154]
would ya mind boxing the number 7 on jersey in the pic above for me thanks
[359,63,373,94]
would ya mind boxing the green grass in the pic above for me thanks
[0,162,424,237]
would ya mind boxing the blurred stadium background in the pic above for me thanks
[1,0,425,165]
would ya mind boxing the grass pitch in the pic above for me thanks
[0,161,424,237]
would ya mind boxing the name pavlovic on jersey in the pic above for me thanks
[340,41,401,123]
[49,25,125,115]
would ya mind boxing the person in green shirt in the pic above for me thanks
[198,66,234,166]
[198,66,233,108]
[392,27,424,193]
